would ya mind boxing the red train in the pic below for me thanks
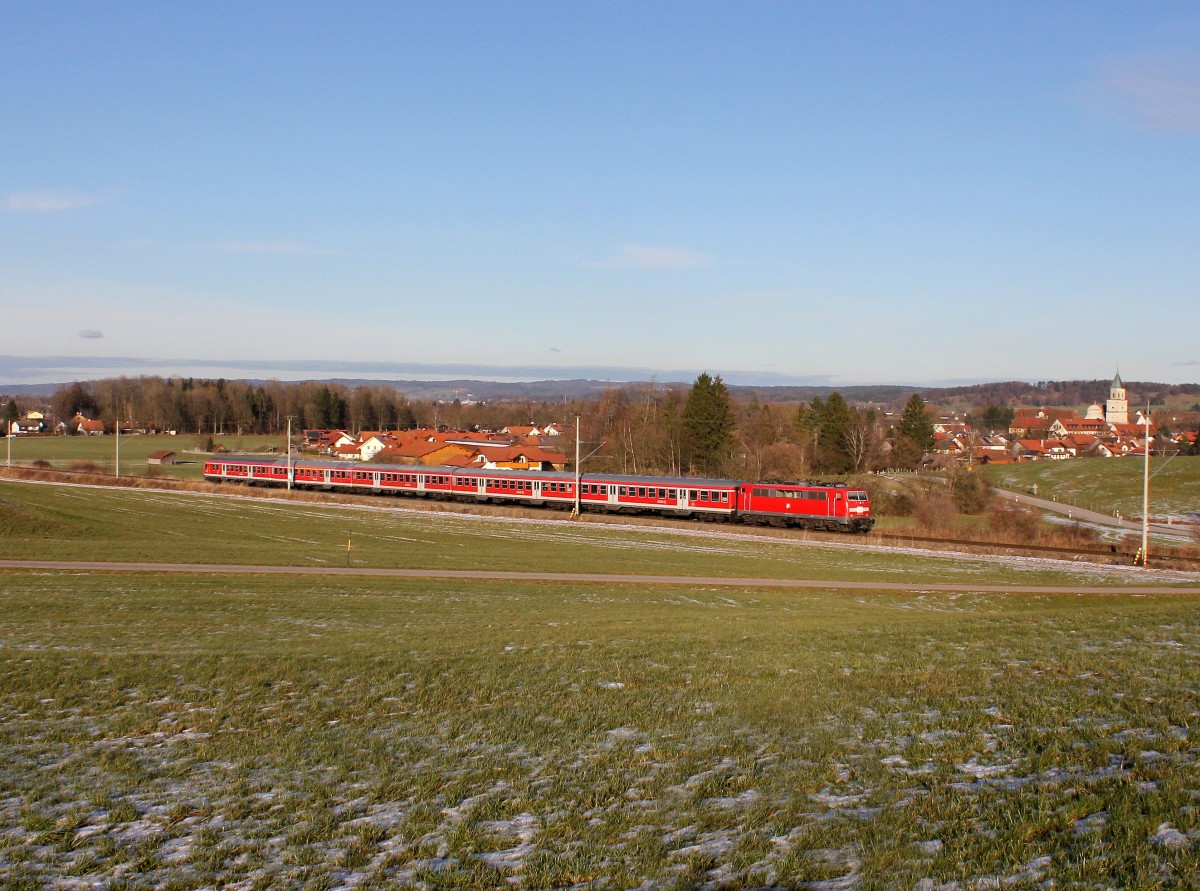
[203,457,874,532]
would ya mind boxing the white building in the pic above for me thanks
[1105,372,1129,425]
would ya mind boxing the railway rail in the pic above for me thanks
[867,530,1200,569]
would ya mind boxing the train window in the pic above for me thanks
[721,492,729,502]
[849,491,867,501]
[700,491,709,501]
[635,487,644,498]
[655,488,663,499]
[617,486,625,496]
[668,489,676,499]
[689,490,697,500]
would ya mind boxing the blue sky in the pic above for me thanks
[2,2,1198,387]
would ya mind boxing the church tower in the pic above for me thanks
[1105,372,1129,425]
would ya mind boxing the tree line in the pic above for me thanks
[14,374,1196,480]
[577,375,939,478]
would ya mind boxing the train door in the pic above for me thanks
[607,484,618,506]
[477,477,486,497]
[675,488,686,509]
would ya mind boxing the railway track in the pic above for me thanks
[866,530,1200,569]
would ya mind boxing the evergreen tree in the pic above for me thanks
[813,391,854,474]
[682,372,735,475]
[980,404,1015,432]
[3,399,18,431]
[894,393,935,468]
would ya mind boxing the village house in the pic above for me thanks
[69,414,106,435]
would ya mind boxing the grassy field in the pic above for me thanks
[0,479,1184,587]
[983,455,1200,520]
[2,571,1199,889]
[2,480,1199,887]
[3,434,282,481]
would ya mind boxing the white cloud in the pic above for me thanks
[4,189,106,212]
[78,330,104,339]
[589,244,716,270]
[1078,51,1200,135]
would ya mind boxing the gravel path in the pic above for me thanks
[3,558,1199,594]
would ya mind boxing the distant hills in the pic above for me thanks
[3,376,1198,408]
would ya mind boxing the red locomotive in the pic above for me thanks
[202,458,874,532]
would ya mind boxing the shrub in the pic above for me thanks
[67,461,103,475]
[1053,519,1100,549]
[988,502,1042,542]
[912,488,958,532]
[946,467,992,514]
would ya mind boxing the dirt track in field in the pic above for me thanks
[2,559,1199,595]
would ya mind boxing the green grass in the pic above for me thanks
[1,571,1199,888]
[983,455,1200,520]
[3,434,282,481]
[0,479,1181,587]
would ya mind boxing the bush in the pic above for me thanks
[946,467,992,514]
[1053,519,1099,548]
[67,460,103,475]
[31,459,52,470]
[912,488,958,532]
[988,502,1042,542]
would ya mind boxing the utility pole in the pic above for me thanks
[1140,405,1150,566]
[287,415,295,491]
[571,414,581,518]
[569,414,606,519]
[115,406,120,479]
